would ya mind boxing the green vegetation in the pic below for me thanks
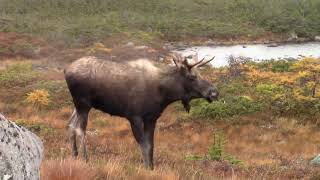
[15,119,55,136]
[34,80,73,109]
[185,132,242,166]
[191,96,261,119]
[185,57,320,121]
[1,59,319,179]
[1,0,320,45]
[0,62,38,87]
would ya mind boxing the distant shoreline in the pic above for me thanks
[169,36,319,49]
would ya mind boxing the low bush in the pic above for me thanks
[0,62,38,87]
[9,40,39,58]
[191,96,261,119]
[190,58,320,120]
[185,132,242,166]
[250,59,296,72]
[15,119,54,136]
[34,80,72,109]
[26,89,50,109]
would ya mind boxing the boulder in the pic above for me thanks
[0,113,43,180]
[315,36,320,42]
[311,154,320,166]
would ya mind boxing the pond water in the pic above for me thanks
[175,42,320,67]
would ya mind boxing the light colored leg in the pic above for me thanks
[68,109,78,157]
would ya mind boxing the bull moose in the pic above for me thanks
[64,54,219,169]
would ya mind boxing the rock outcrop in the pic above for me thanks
[311,154,320,166]
[0,113,43,180]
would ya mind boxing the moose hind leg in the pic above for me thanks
[68,109,78,157]
[68,107,90,161]
[77,110,90,162]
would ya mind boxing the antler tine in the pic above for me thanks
[188,57,206,69]
[197,56,215,67]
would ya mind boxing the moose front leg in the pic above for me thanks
[142,120,156,169]
[129,117,156,170]
[182,98,191,113]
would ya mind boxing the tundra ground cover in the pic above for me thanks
[1,54,320,179]
[1,0,320,45]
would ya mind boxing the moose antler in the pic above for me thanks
[197,56,215,67]
[170,52,215,68]
[184,55,215,69]
[185,57,206,69]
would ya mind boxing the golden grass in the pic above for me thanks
[41,158,97,180]
[6,104,320,179]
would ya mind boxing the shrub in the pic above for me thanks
[207,132,226,161]
[26,89,50,109]
[191,96,261,119]
[9,40,39,58]
[185,132,242,166]
[15,119,54,136]
[0,62,38,87]
[255,83,286,105]
[291,58,320,97]
[256,84,282,96]
[251,60,295,72]
[207,132,242,165]
[218,82,248,95]
[34,80,73,108]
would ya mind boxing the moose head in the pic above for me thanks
[170,53,219,112]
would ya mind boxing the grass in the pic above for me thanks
[185,132,243,166]
[41,158,98,180]
[1,0,320,45]
[1,58,320,179]
[0,61,38,87]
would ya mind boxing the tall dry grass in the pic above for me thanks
[41,158,97,180]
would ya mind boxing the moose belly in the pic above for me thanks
[91,95,128,117]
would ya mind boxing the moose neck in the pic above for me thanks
[159,69,186,107]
